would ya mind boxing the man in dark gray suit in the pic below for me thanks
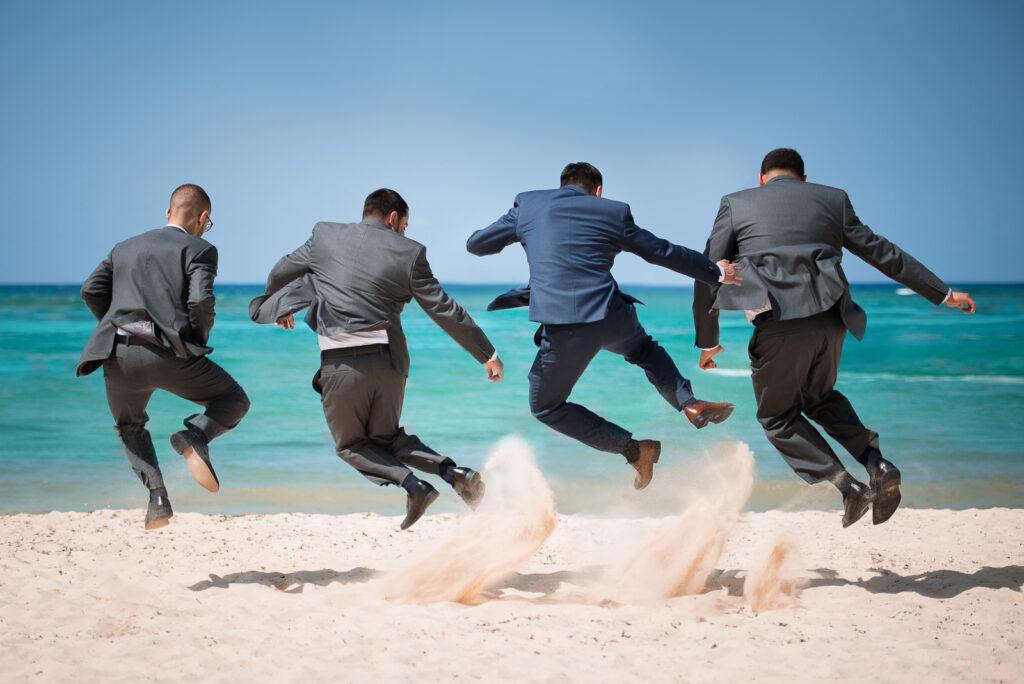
[693,149,975,527]
[78,184,250,530]
[251,188,503,530]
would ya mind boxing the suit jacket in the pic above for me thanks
[692,175,949,349]
[467,184,721,325]
[250,219,495,377]
[77,226,218,376]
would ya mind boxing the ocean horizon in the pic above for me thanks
[1,282,1022,517]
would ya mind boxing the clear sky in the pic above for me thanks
[2,0,1021,285]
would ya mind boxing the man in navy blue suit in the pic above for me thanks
[467,162,741,490]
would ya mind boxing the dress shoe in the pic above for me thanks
[628,440,661,491]
[450,466,486,510]
[841,481,875,528]
[401,481,439,530]
[170,427,219,492]
[684,400,735,429]
[868,459,902,525]
[145,487,173,530]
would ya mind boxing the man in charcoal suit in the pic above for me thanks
[250,188,504,530]
[467,162,741,491]
[78,184,250,529]
[693,148,975,527]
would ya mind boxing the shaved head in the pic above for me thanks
[169,183,211,220]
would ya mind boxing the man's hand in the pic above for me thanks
[276,314,295,330]
[945,291,976,314]
[699,346,724,370]
[485,356,504,383]
[717,260,743,286]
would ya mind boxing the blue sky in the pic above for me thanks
[2,0,1021,285]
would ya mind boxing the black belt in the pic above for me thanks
[320,344,389,363]
[114,334,160,348]
[751,311,774,326]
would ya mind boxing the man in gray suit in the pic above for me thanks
[251,188,503,530]
[693,149,975,527]
[78,184,250,530]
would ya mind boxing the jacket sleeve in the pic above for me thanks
[81,254,114,320]
[692,198,737,349]
[621,205,721,285]
[841,193,948,305]
[265,235,314,295]
[466,200,520,255]
[187,244,218,345]
[411,247,496,363]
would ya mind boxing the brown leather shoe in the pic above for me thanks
[684,400,735,429]
[628,440,661,490]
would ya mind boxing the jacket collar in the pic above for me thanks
[362,219,390,231]
[767,175,800,184]
[560,184,591,196]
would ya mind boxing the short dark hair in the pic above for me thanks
[169,183,211,213]
[363,188,408,220]
[559,162,603,194]
[760,148,804,177]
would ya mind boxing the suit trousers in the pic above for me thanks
[102,341,250,489]
[315,346,453,487]
[529,296,696,455]
[748,305,880,483]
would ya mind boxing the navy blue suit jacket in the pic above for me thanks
[467,185,721,325]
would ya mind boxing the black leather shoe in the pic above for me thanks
[450,467,485,510]
[868,459,902,525]
[145,488,173,530]
[841,481,875,528]
[684,400,735,429]
[170,427,219,493]
[401,481,439,530]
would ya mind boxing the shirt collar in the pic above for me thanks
[165,223,187,233]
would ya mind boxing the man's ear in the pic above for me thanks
[386,210,398,230]
[800,175,807,182]
[594,184,603,198]
[166,207,172,221]
[758,173,766,187]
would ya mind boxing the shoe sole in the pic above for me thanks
[457,473,486,511]
[691,404,735,429]
[183,446,219,493]
[842,497,872,527]
[872,468,902,525]
[145,517,170,531]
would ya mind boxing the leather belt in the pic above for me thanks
[320,344,389,363]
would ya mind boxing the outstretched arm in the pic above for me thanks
[621,207,725,286]
[467,203,520,255]
[411,247,499,380]
[265,236,314,295]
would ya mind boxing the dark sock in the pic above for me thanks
[401,473,421,496]
[622,439,640,463]
[439,463,456,486]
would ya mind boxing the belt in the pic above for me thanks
[751,311,774,326]
[320,344,389,363]
[114,334,161,348]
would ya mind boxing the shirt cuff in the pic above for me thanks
[699,346,720,351]
[488,351,499,363]
[941,288,952,304]
[717,264,725,283]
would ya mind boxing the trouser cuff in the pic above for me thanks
[184,413,228,442]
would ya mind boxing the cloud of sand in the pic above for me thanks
[377,435,557,604]
[744,532,804,614]
[591,441,754,604]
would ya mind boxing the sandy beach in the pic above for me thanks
[1,439,1021,683]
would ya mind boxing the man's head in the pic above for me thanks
[363,188,409,235]
[759,148,807,185]
[560,162,603,196]
[167,183,213,237]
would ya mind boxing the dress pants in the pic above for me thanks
[102,341,250,489]
[528,296,696,454]
[315,345,452,487]
[748,305,880,483]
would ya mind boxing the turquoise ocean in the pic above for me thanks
[1,283,1021,517]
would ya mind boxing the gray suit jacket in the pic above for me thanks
[693,176,949,349]
[250,219,495,377]
[77,226,218,376]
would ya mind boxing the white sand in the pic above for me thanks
[1,440,1022,682]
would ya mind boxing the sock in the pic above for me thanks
[439,463,456,486]
[401,473,421,496]
[623,439,640,463]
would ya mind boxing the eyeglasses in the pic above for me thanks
[203,216,214,233]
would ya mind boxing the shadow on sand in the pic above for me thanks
[806,565,1024,598]
[188,566,378,593]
